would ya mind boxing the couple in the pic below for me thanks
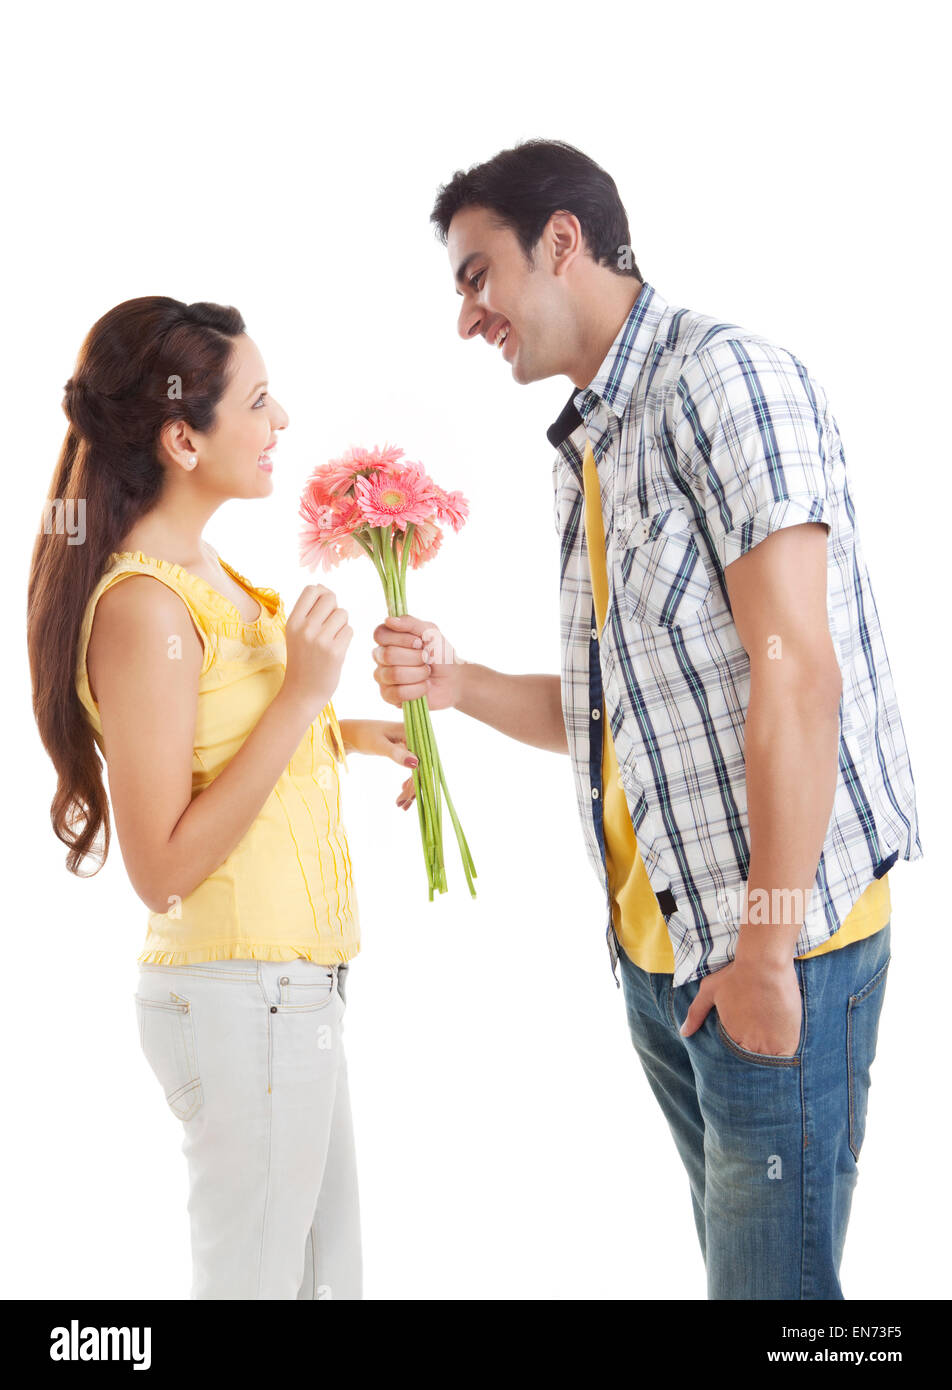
[27,139,921,1301]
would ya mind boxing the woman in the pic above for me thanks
[27,296,418,1300]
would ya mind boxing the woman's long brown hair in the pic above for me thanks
[27,296,246,875]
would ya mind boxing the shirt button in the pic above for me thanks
[592,708,600,720]
[591,627,598,640]
[592,787,600,800]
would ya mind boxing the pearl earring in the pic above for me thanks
[189,455,197,467]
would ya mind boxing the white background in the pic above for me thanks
[2,0,948,1300]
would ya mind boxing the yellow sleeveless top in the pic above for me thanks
[580,440,889,972]
[74,549,360,967]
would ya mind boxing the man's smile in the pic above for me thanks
[484,317,514,359]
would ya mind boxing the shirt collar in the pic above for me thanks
[546,281,668,448]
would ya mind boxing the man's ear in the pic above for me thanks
[547,211,585,277]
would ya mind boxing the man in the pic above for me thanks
[371,140,922,1299]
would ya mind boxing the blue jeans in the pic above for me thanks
[618,922,891,1299]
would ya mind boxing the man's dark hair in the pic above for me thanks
[430,139,642,279]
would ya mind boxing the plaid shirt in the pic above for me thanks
[548,281,922,988]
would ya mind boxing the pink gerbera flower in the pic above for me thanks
[322,443,405,496]
[295,441,476,902]
[354,466,439,532]
[299,527,365,572]
[298,469,336,510]
[431,487,469,533]
[299,492,365,570]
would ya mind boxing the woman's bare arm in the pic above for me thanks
[87,576,341,913]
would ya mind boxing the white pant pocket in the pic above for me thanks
[134,993,204,1120]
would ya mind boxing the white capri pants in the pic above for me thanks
[133,955,361,1299]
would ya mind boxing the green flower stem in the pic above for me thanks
[417,707,447,894]
[400,521,414,588]
[418,701,444,879]
[404,720,435,898]
[360,513,475,898]
[438,760,477,894]
[352,530,376,564]
[360,528,387,588]
[407,700,439,870]
[420,697,472,895]
[399,540,446,894]
[386,530,442,893]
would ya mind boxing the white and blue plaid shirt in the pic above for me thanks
[548,281,922,988]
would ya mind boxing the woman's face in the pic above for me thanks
[170,333,289,499]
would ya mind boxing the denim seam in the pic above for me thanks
[665,977,677,1030]
[798,958,809,1301]
[134,994,204,1120]
[133,995,192,1012]
[846,954,890,1161]
[140,967,259,982]
[256,1038,275,1299]
[714,1014,802,1066]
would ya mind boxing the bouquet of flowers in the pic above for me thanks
[298,444,476,900]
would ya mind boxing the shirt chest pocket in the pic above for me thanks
[617,506,712,629]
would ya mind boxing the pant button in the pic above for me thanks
[280,976,289,984]
[270,1006,277,1013]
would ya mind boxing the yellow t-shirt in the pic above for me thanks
[580,438,889,972]
[75,549,360,967]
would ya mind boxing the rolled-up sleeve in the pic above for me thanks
[673,337,833,570]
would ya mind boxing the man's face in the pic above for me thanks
[448,205,566,385]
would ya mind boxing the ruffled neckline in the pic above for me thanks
[108,549,285,628]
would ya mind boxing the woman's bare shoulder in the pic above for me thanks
[86,573,203,702]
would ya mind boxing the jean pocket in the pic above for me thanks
[847,954,890,1160]
[276,966,337,1013]
[134,993,204,1120]
[713,974,805,1068]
